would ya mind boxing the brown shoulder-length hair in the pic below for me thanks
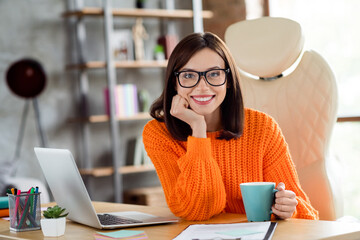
[150,32,244,141]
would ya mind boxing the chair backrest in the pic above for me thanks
[225,17,343,220]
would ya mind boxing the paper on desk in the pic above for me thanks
[95,230,148,239]
[173,222,276,240]
[216,228,263,237]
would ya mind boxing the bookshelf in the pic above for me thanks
[66,60,168,70]
[62,7,213,19]
[64,0,213,202]
[79,165,156,177]
[69,112,151,124]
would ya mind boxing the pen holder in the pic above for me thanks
[8,193,41,232]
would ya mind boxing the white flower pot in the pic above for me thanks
[40,217,66,237]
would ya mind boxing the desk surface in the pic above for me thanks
[1,202,360,240]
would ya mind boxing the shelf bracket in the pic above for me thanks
[192,0,204,32]
[103,0,123,203]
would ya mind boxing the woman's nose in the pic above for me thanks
[196,76,209,89]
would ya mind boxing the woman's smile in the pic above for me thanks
[191,95,215,105]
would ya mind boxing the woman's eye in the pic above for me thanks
[209,71,220,77]
[184,73,195,79]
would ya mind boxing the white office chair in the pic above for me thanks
[225,17,343,220]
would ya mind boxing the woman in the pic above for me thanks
[142,32,318,221]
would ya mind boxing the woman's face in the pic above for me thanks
[175,48,227,119]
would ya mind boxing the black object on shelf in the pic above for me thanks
[136,0,145,9]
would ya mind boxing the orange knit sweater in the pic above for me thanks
[142,108,319,221]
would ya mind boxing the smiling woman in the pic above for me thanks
[142,32,318,221]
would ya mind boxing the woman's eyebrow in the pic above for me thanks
[179,66,224,71]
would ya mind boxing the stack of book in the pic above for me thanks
[95,230,148,240]
[0,196,9,217]
[104,84,139,117]
[126,135,152,166]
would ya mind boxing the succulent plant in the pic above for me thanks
[43,205,69,219]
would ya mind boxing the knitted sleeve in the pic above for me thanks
[142,120,227,220]
[261,114,319,220]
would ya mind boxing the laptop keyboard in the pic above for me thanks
[97,214,143,225]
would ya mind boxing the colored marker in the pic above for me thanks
[29,187,35,227]
[29,187,35,216]
[14,190,21,228]
[32,186,39,219]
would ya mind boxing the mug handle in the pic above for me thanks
[270,189,279,215]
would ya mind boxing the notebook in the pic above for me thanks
[34,147,178,229]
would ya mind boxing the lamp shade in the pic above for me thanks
[6,58,46,99]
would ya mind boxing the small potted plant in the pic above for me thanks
[40,205,69,237]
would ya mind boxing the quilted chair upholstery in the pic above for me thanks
[225,17,343,220]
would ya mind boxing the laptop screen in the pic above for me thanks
[34,147,102,228]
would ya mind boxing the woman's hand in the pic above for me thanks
[170,94,206,138]
[272,182,298,220]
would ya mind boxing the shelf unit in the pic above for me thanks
[64,0,213,202]
[62,7,213,19]
[69,112,151,124]
[79,165,156,177]
[66,60,168,70]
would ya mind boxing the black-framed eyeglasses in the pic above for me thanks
[174,68,230,88]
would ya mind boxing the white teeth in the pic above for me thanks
[193,96,212,102]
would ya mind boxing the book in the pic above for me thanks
[126,136,149,166]
[104,84,139,117]
[104,87,120,116]
[0,196,9,209]
[133,135,144,166]
[0,208,9,217]
[157,35,178,59]
[123,84,132,116]
[116,85,125,117]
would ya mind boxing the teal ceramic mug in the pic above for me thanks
[240,182,278,222]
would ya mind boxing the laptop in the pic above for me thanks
[34,147,178,229]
